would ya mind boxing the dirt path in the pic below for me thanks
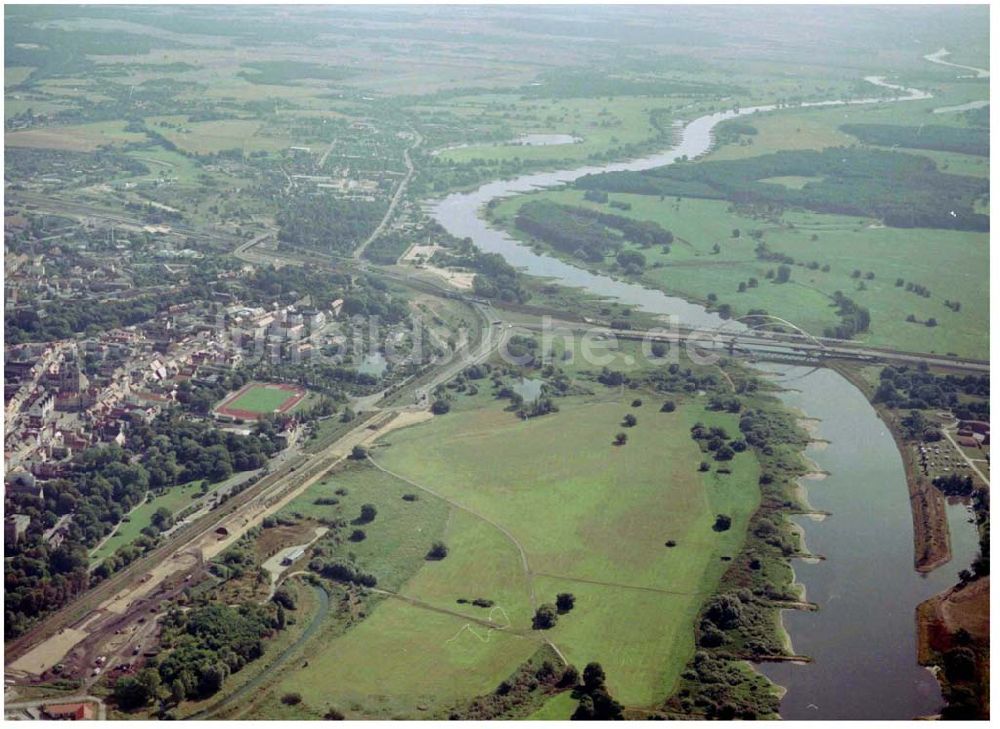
[368,587,536,637]
[530,571,710,598]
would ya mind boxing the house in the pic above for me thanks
[42,702,96,720]
[282,546,306,565]
[5,514,31,545]
[6,469,43,500]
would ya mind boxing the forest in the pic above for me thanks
[840,123,988,156]
[576,148,989,231]
[514,200,673,263]
[276,196,386,255]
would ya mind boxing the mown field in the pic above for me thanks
[254,387,759,717]
[492,188,988,359]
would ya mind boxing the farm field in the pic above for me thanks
[432,95,681,166]
[491,189,989,359]
[214,382,307,419]
[145,116,293,155]
[257,390,761,717]
[5,120,148,151]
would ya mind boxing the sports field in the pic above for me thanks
[256,391,759,717]
[214,382,306,420]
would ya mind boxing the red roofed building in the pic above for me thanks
[43,702,96,720]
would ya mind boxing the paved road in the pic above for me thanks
[353,130,421,261]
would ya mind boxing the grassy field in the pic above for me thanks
[5,66,35,87]
[90,479,219,565]
[492,189,988,359]
[146,116,293,155]
[5,120,148,151]
[434,95,677,165]
[251,387,760,716]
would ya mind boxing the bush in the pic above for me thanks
[431,398,451,414]
[282,692,303,706]
[349,529,366,542]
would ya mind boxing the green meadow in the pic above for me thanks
[260,388,760,716]
[492,189,988,359]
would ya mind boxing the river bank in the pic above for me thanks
[424,64,983,719]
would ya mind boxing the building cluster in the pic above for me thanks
[4,297,351,489]
[956,420,990,449]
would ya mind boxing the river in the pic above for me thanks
[753,365,980,719]
[426,73,980,718]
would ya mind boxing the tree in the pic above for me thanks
[572,694,595,720]
[358,503,377,523]
[660,400,676,412]
[533,603,558,629]
[556,592,576,613]
[613,432,628,446]
[714,445,735,461]
[114,668,161,709]
[775,264,791,283]
[431,398,451,414]
[349,529,366,542]
[170,678,187,705]
[704,593,744,630]
[350,445,368,460]
[426,541,449,560]
[713,514,732,532]
[560,664,580,687]
[151,507,173,532]
[582,662,607,693]
[622,414,637,427]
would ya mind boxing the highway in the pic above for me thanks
[510,318,990,375]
